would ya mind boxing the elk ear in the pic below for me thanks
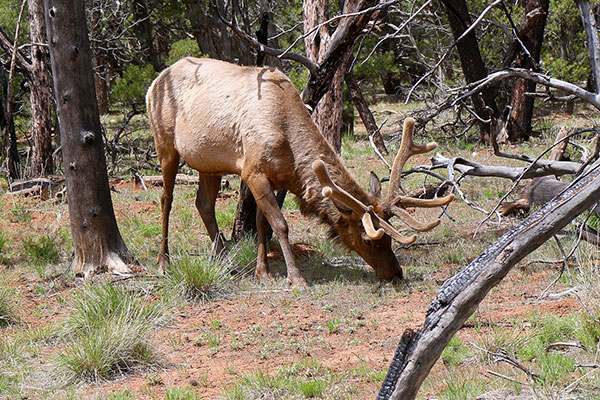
[332,198,355,219]
[369,171,381,198]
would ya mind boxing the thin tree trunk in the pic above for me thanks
[441,0,499,143]
[28,0,53,177]
[346,71,388,155]
[0,61,20,179]
[132,0,162,72]
[44,0,131,276]
[379,160,600,400]
[506,0,549,142]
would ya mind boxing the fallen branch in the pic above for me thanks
[377,160,600,400]
[139,174,199,186]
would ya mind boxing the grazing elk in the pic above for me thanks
[146,57,453,287]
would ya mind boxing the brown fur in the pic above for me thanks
[146,58,401,285]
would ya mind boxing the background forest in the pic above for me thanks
[1,0,600,399]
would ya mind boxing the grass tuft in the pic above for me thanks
[57,284,166,382]
[0,285,18,326]
[163,251,232,303]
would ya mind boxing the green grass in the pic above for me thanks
[222,358,354,399]
[23,233,61,274]
[57,284,167,382]
[441,335,470,367]
[165,386,198,400]
[0,285,18,326]
[162,251,233,303]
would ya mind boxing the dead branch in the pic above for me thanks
[453,68,600,110]
[378,160,600,400]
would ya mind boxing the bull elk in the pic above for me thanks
[146,57,454,287]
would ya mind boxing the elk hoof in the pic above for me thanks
[287,275,308,289]
[255,270,274,282]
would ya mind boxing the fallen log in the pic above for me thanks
[378,160,600,400]
[139,174,199,186]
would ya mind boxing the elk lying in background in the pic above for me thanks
[146,57,454,287]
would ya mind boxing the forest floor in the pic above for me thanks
[1,103,600,399]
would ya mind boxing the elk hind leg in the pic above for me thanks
[195,175,225,254]
[158,153,180,272]
[246,174,307,287]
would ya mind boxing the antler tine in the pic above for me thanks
[312,160,416,245]
[385,118,437,204]
[312,160,366,216]
[393,193,455,209]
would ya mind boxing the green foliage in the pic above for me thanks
[58,284,166,381]
[165,386,198,400]
[166,39,203,66]
[542,0,589,83]
[163,252,232,302]
[111,64,158,107]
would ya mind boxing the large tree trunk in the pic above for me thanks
[28,0,54,177]
[185,0,253,65]
[378,159,600,400]
[505,0,549,142]
[441,0,499,143]
[45,0,131,276]
[303,0,353,153]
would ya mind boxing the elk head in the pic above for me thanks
[312,118,454,279]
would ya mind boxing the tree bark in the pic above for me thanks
[440,0,499,142]
[576,0,600,94]
[379,160,600,400]
[28,0,54,177]
[303,0,357,152]
[44,0,131,276]
[505,0,550,142]
[185,0,253,65]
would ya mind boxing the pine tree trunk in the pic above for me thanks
[506,0,549,142]
[441,0,499,142]
[44,0,131,276]
[28,0,53,177]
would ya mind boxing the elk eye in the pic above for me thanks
[360,233,372,246]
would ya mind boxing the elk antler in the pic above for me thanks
[312,160,416,245]
[383,118,454,230]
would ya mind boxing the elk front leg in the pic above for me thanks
[158,153,180,272]
[246,174,307,287]
[196,175,225,254]
[255,208,273,281]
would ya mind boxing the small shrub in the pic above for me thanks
[58,284,166,381]
[441,335,470,367]
[164,252,232,303]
